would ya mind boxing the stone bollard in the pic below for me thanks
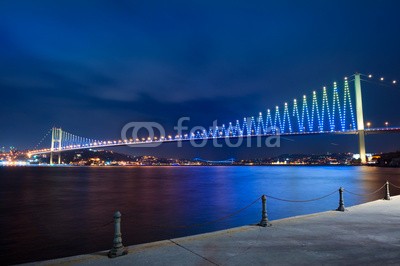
[108,211,128,258]
[384,181,391,200]
[258,195,271,227]
[336,187,345,212]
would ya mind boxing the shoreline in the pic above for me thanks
[23,196,400,265]
[2,164,398,168]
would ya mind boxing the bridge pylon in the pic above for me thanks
[50,127,62,164]
[354,73,366,164]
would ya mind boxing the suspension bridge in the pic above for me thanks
[27,73,400,164]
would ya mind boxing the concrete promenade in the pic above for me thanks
[26,196,400,265]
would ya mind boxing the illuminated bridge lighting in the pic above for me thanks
[27,75,400,156]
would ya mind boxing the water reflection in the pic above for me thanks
[0,166,399,264]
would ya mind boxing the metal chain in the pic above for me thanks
[100,220,114,228]
[153,196,262,229]
[265,190,337,203]
[103,182,395,230]
[344,183,386,197]
[390,182,400,189]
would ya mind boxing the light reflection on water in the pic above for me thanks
[0,166,399,264]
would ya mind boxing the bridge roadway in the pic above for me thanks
[28,127,400,155]
[27,196,400,265]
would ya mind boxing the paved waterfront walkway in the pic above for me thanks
[28,196,400,265]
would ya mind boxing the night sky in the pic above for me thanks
[1,0,400,159]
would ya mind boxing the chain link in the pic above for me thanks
[390,182,400,189]
[344,183,386,197]
[152,196,261,229]
[104,182,397,230]
[265,190,338,203]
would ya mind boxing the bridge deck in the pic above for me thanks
[28,127,400,155]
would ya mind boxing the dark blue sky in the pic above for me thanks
[1,0,399,158]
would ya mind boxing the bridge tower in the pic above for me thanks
[50,127,62,164]
[354,73,366,164]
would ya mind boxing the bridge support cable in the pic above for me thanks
[197,77,358,141]
[32,128,52,151]
[30,73,385,154]
[60,130,96,150]
[47,127,99,164]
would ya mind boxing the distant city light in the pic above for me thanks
[380,77,384,81]
[368,74,372,78]
[393,80,397,84]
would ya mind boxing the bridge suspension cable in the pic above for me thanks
[60,130,98,150]
[29,73,400,158]
[195,78,357,139]
[193,158,235,164]
[33,128,52,150]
